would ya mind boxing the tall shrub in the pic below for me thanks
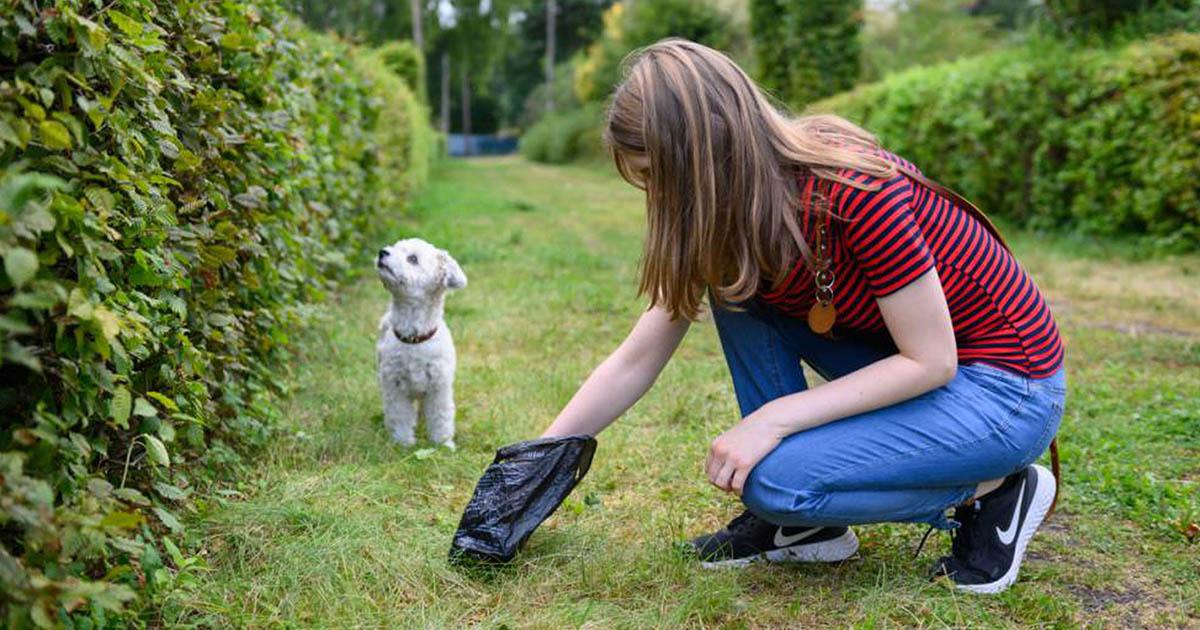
[0,0,431,624]
[812,33,1200,251]
[378,40,427,102]
[749,0,862,106]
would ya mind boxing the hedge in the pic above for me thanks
[811,32,1200,251]
[377,40,427,102]
[519,102,607,164]
[0,0,432,625]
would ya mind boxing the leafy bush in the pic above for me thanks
[520,102,607,164]
[749,0,862,106]
[0,0,432,624]
[812,32,1200,251]
[377,40,427,102]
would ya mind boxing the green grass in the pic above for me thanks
[164,157,1199,628]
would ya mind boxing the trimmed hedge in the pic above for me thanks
[0,0,432,624]
[812,33,1200,251]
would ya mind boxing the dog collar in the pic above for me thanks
[393,326,438,344]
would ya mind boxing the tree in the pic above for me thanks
[288,0,414,44]
[1044,0,1196,36]
[546,0,557,113]
[862,0,1004,83]
[411,0,425,49]
[574,0,741,104]
[749,0,862,107]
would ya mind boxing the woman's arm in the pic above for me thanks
[706,268,957,494]
[541,306,691,438]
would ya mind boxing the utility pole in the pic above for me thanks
[545,0,557,113]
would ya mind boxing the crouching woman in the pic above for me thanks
[540,39,1066,594]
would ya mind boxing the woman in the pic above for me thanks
[541,39,1065,594]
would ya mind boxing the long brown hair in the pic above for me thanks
[605,38,897,320]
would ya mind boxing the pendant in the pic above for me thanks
[808,300,837,335]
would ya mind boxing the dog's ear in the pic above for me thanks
[440,250,467,290]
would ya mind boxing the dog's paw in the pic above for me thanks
[390,432,417,447]
[438,439,457,451]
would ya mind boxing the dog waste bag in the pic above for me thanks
[450,435,597,564]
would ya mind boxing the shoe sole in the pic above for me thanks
[699,528,859,569]
[954,464,1056,595]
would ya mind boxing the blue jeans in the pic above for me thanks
[712,300,1066,530]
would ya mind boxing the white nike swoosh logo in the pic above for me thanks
[996,482,1025,546]
[774,527,820,547]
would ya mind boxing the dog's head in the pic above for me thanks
[376,238,466,299]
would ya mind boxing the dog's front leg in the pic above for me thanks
[382,385,418,446]
[422,385,456,450]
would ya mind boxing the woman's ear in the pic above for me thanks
[440,250,467,290]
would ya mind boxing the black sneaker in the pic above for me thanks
[688,510,859,568]
[931,464,1057,594]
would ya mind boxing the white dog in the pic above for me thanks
[375,238,466,449]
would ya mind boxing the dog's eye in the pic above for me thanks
[406,254,419,265]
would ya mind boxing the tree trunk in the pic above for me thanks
[460,67,472,154]
[409,0,424,50]
[545,0,557,113]
[440,52,450,137]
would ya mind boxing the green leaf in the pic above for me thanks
[133,397,157,417]
[4,340,42,371]
[39,120,72,150]
[143,434,169,466]
[152,506,183,533]
[107,10,143,37]
[91,584,135,611]
[68,287,94,319]
[4,247,38,288]
[146,391,179,412]
[92,306,121,341]
[87,478,114,498]
[153,482,189,502]
[110,387,132,427]
[0,314,34,334]
[114,487,150,506]
[100,510,144,529]
[162,537,185,566]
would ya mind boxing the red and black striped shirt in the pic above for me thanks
[760,152,1064,379]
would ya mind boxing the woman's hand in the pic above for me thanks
[705,414,784,496]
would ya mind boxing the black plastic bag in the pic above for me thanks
[450,435,597,564]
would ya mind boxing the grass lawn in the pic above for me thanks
[165,157,1198,628]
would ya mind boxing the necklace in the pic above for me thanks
[807,217,837,335]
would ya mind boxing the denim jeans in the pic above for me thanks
[712,300,1066,530]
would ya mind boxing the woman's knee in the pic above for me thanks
[741,463,830,525]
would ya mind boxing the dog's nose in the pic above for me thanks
[378,249,390,259]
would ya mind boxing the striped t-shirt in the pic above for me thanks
[760,152,1064,379]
